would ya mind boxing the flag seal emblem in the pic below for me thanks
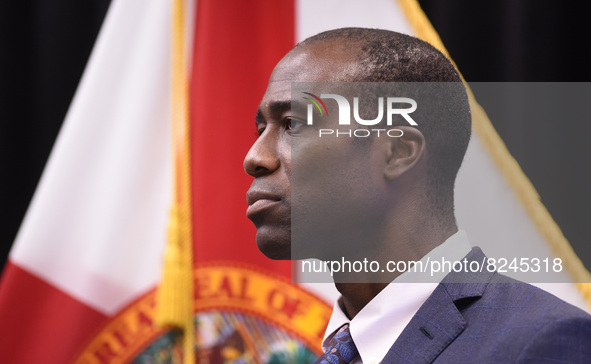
[74,263,331,363]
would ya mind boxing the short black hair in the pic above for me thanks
[297,28,471,217]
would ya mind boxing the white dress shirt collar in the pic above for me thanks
[322,230,472,364]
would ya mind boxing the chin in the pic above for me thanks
[256,233,291,260]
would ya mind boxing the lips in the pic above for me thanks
[246,190,281,218]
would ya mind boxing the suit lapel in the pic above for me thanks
[381,247,494,364]
[380,284,465,363]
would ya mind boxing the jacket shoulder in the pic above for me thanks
[446,275,591,363]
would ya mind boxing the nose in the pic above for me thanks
[244,133,280,177]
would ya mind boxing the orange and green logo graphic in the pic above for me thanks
[302,92,329,116]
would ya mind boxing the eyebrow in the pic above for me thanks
[255,100,291,125]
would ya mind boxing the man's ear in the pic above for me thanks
[384,126,425,180]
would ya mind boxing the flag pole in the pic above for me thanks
[156,0,195,362]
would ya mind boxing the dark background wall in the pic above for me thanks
[1,0,589,272]
[0,1,112,272]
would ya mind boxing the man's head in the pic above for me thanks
[244,28,471,261]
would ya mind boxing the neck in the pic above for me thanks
[333,216,458,319]
[335,283,388,319]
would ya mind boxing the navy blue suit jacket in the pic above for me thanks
[381,247,591,363]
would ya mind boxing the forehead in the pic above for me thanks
[259,41,362,109]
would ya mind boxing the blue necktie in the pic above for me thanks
[314,324,359,364]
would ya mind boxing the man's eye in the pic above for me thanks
[284,117,305,132]
[256,127,265,136]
